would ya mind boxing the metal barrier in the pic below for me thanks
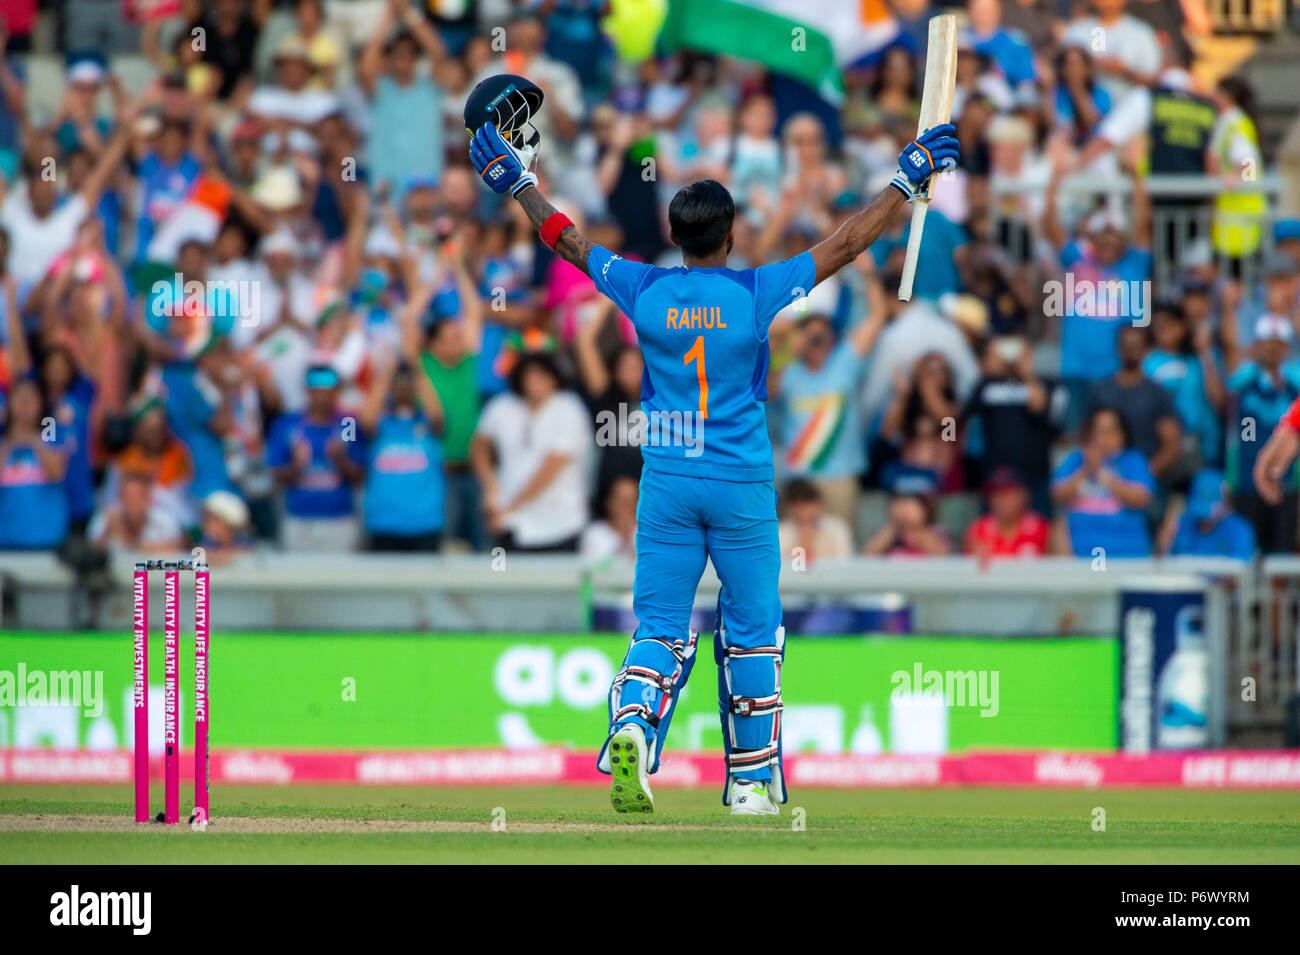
[1,551,1286,741]
[1250,557,1300,731]
[988,173,1284,293]
[1208,0,1288,32]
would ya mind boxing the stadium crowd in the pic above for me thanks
[0,0,1295,567]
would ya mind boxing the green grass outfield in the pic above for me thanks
[3,784,1300,864]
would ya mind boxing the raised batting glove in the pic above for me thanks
[469,121,538,197]
[890,123,960,201]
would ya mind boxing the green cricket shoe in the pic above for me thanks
[728,778,780,815]
[608,724,654,814]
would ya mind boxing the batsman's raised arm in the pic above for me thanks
[808,123,959,286]
[514,183,593,276]
[468,119,593,276]
[810,188,905,287]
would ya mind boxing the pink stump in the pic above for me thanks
[133,564,149,823]
[193,564,210,823]
[164,565,180,824]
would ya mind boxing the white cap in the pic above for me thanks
[251,166,303,211]
[204,490,250,530]
[364,225,402,259]
[260,227,300,258]
[939,292,990,336]
[68,60,106,84]
[1181,238,1214,269]
[1254,313,1293,343]
[1084,207,1128,234]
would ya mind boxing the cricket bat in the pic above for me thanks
[897,14,958,302]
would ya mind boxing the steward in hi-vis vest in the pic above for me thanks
[1209,78,1265,259]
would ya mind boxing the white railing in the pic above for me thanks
[988,172,1285,291]
[989,173,1283,198]
[1209,0,1288,32]
[1,551,1274,744]
[1253,556,1300,724]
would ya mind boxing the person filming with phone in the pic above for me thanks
[964,333,1066,516]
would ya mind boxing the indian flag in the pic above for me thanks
[658,0,899,102]
[145,175,233,264]
[785,393,846,473]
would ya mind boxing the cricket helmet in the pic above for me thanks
[463,73,544,152]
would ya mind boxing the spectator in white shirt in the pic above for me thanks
[1061,0,1160,103]
[471,352,593,553]
[89,471,186,553]
[1,122,128,297]
[778,477,854,565]
[249,229,318,410]
[247,35,340,127]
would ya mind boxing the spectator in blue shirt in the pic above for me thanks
[770,275,888,530]
[1144,302,1225,469]
[475,221,535,398]
[359,348,447,551]
[267,365,366,552]
[52,56,114,155]
[1057,215,1153,380]
[358,5,446,199]
[967,0,1037,88]
[869,195,967,301]
[1052,46,1111,147]
[1044,161,1153,430]
[165,337,235,503]
[1231,255,1299,355]
[1163,470,1255,558]
[134,119,202,263]
[1226,315,1300,553]
[539,0,612,103]
[40,345,96,531]
[0,376,69,549]
[7,302,97,531]
[1052,405,1155,557]
[65,146,123,257]
[0,53,24,183]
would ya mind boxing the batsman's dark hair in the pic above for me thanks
[668,179,735,258]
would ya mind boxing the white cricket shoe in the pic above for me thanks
[608,724,653,813]
[729,778,780,815]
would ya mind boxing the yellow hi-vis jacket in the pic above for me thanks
[1212,109,1265,258]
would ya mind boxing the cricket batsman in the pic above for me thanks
[466,74,959,815]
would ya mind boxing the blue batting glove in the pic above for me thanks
[890,123,960,200]
[469,121,538,197]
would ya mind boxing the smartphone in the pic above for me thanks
[995,338,1024,363]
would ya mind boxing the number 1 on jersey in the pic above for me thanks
[683,335,709,419]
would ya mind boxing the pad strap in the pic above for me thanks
[730,693,782,716]
[613,703,659,727]
[727,744,780,772]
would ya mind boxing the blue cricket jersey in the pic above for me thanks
[588,245,815,483]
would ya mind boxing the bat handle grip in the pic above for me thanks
[897,201,930,303]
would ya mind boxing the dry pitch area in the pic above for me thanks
[3,784,1299,864]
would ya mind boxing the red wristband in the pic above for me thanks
[539,212,573,250]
